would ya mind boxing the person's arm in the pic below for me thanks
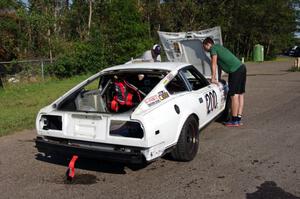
[211,55,218,84]
[156,55,161,62]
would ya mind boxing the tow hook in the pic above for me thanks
[66,155,79,181]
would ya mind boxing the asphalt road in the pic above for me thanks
[0,59,299,199]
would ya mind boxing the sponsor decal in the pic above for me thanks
[148,100,160,107]
[158,91,169,100]
[145,95,160,107]
[163,73,174,85]
[145,90,170,107]
[166,73,174,81]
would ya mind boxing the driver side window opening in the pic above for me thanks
[165,75,188,95]
[181,66,209,91]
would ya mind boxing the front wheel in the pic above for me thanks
[171,116,199,161]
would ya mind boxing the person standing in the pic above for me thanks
[141,44,161,62]
[202,37,247,127]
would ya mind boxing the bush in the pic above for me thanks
[49,40,106,77]
[49,0,153,78]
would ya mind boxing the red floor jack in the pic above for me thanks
[66,155,79,181]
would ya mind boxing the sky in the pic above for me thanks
[21,0,28,5]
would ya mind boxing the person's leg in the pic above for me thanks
[226,65,246,127]
[224,94,239,126]
[237,65,246,124]
[224,71,238,126]
[236,94,244,125]
[238,94,244,116]
[231,94,239,117]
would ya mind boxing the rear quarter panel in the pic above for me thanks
[132,91,207,149]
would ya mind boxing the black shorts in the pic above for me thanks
[228,64,246,96]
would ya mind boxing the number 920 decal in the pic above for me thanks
[205,90,218,114]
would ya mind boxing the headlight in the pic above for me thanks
[110,120,144,139]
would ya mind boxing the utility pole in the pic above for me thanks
[88,0,93,37]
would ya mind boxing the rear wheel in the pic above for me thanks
[171,116,199,161]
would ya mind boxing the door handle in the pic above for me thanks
[199,97,203,104]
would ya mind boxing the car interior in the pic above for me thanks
[57,70,168,113]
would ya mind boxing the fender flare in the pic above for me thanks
[174,113,200,145]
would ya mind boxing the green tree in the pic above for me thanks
[0,0,25,59]
[102,0,153,64]
[1,0,297,78]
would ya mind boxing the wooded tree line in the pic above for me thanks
[0,0,297,77]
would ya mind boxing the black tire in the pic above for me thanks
[171,116,199,161]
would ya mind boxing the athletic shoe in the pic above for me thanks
[237,115,243,126]
[223,120,239,127]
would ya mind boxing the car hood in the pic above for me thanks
[158,26,222,78]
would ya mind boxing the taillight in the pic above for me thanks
[40,115,62,130]
[110,120,143,139]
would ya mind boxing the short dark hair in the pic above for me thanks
[152,44,161,55]
[203,37,214,45]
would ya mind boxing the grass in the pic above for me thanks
[250,56,293,63]
[243,56,293,64]
[0,75,89,137]
[273,56,294,62]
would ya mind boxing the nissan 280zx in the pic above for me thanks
[35,62,229,163]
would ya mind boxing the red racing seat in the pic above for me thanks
[110,80,141,112]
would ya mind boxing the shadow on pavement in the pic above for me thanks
[246,181,300,199]
[35,153,149,175]
[63,173,99,185]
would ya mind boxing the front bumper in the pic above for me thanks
[35,136,146,164]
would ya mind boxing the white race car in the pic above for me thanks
[35,27,229,163]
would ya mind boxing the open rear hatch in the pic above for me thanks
[38,69,168,141]
[158,26,222,79]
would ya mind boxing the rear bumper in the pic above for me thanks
[35,136,145,164]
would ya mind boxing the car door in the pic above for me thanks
[180,66,220,124]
